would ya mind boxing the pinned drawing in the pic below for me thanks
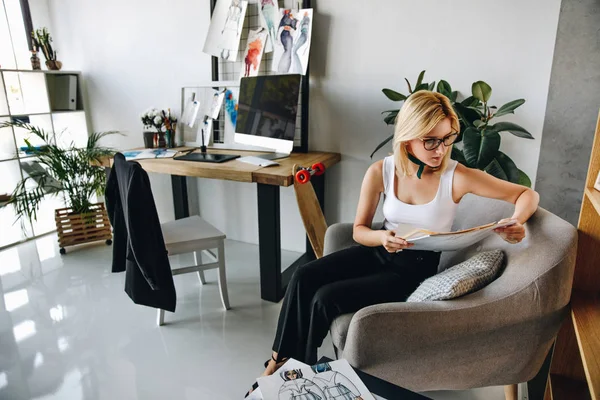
[240,28,268,79]
[272,8,313,75]
[203,0,249,61]
[258,0,280,53]
[222,87,239,144]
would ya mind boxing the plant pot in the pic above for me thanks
[45,60,63,71]
[143,131,155,148]
[157,132,167,148]
[55,202,112,254]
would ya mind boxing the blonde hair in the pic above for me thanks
[392,90,460,177]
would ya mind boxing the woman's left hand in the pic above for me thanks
[494,218,526,244]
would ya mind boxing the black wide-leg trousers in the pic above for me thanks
[271,245,441,365]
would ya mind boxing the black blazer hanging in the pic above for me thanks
[105,153,176,312]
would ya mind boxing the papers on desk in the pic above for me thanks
[255,358,375,400]
[394,219,518,252]
[122,149,178,160]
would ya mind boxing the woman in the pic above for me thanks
[247,90,538,399]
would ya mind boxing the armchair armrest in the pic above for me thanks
[323,223,358,256]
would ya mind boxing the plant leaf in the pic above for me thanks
[437,80,451,97]
[463,127,501,169]
[461,96,479,107]
[414,83,429,92]
[404,78,413,93]
[454,103,480,128]
[416,70,426,88]
[450,91,458,102]
[518,169,532,187]
[485,158,508,181]
[494,99,525,118]
[382,89,407,102]
[488,121,534,139]
[428,81,435,91]
[495,151,520,183]
[451,147,467,165]
[472,81,492,103]
[370,134,393,158]
[383,110,398,125]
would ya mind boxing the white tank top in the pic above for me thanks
[382,156,459,232]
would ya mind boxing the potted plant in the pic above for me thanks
[140,108,178,148]
[31,27,62,70]
[374,71,534,187]
[0,120,116,254]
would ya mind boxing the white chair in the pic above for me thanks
[157,215,230,326]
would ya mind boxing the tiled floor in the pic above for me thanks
[0,235,509,399]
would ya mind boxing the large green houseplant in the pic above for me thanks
[373,71,534,187]
[0,120,115,229]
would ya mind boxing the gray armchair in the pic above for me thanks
[324,194,577,392]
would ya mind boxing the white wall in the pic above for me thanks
[39,0,561,253]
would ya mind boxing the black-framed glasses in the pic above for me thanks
[420,132,459,151]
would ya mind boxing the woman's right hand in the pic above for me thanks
[380,230,414,253]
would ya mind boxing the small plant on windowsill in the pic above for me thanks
[373,71,534,187]
[0,120,117,254]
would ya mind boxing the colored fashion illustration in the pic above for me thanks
[261,0,278,49]
[277,10,298,73]
[278,369,326,400]
[243,28,266,77]
[311,363,363,400]
[291,12,311,74]
[219,0,244,60]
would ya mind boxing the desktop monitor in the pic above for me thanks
[234,74,302,158]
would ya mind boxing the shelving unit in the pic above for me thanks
[0,69,91,248]
[546,110,600,400]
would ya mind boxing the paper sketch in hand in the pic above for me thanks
[395,219,518,252]
[240,28,268,79]
[258,359,374,400]
[311,361,366,400]
[203,0,248,61]
[272,9,313,75]
[258,0,279,53]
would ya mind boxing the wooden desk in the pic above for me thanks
[102,148,341,302]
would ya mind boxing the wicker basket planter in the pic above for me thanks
[55,202,112,254]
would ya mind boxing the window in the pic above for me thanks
[1,0,34,70]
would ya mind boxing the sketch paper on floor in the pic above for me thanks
[203,0,249,61]
[257,359,374,400]
[240,28,268,79]
[258,0,280,53]
[271,8,313,75]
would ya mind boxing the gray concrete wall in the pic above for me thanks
[536,0,600,225]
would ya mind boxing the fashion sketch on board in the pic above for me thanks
[258,0,279,53]
[240,28,268,79]
[272,8,313,75]
[202,0,248,61]
[278,369,326,400]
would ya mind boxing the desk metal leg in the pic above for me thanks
[258,183,282,302]
[257,174,326,303]
[171,175,189,219]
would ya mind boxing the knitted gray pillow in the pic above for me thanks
[406,250,504,302]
